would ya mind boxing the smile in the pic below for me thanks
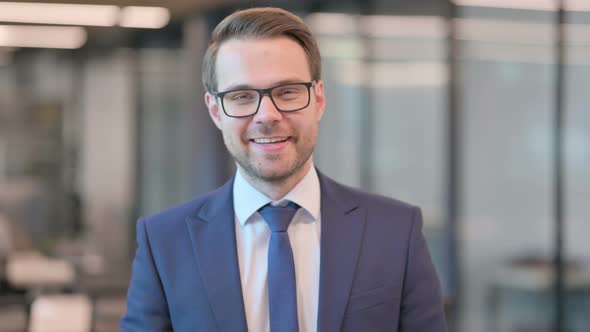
[251,137,289,144]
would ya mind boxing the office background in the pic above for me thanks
[0,0,589,331]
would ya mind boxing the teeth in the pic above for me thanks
[253,137,288,144]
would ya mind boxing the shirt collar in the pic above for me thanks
[233,165,321,226]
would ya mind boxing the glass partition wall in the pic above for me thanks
[564,8,590,332]
[457,7,556,331]
[309,1,590,331]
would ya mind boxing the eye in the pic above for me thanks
[278,89,297,96]
[274,86,304,99]
[225,90,258,103]
[231,92,255,101]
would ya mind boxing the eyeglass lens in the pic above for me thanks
[222,83,310,117]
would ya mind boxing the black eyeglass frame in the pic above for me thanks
[213,81,317,118]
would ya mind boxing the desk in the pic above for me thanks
[488,258,590,332]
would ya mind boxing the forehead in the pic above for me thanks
[215,37,312,91]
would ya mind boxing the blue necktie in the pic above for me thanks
[259,202,300,332]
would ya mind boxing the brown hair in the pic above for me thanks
[202,7,321,93]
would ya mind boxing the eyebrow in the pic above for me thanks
[220,78,309,92]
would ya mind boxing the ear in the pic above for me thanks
[313,80,326,122]
[205,92,222,130]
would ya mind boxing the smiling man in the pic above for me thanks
[121,7,447,332]
[207,35,323,200]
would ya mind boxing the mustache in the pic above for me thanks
[248,123,283,136]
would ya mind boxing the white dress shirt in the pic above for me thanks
[233,165,321,332]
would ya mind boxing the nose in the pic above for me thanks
[253,95,283,123]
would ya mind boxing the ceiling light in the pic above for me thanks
[361,16,445,38]
[453,0,590,12]
[456,18,590,46]
[0,2,118,26]
[306,13,359,35]
[119,6,170,29]
[568,0,590,11]
[453,0,555,11]
[0,3,171,29]
[0,25,87,49]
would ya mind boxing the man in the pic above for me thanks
[121,7,447,332]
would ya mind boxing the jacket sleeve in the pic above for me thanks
[120,218,173,331]
[399,207,448,332]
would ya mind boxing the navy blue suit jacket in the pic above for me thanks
[121,171,447,331]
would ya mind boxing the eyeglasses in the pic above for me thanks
[214,81,316,118]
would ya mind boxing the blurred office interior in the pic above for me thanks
[0,0,589,331]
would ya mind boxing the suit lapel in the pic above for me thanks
[185,178,248,332]
[316,172,366,332]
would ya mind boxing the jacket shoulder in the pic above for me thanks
[140,179,232,231]
[319,173,421,231]
[321,173,418,212]
[346,183,417,212]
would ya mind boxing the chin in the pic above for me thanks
[254,166,297,183]
[242,159,303,183]
[234,148,313,184]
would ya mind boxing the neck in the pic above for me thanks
[239,162,312,200]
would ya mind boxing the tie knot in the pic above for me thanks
[258,202,299,232]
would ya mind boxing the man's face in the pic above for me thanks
[205,37,325,184]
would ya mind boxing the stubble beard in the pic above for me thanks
[223,129,315,186]
[239,141,313,185]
